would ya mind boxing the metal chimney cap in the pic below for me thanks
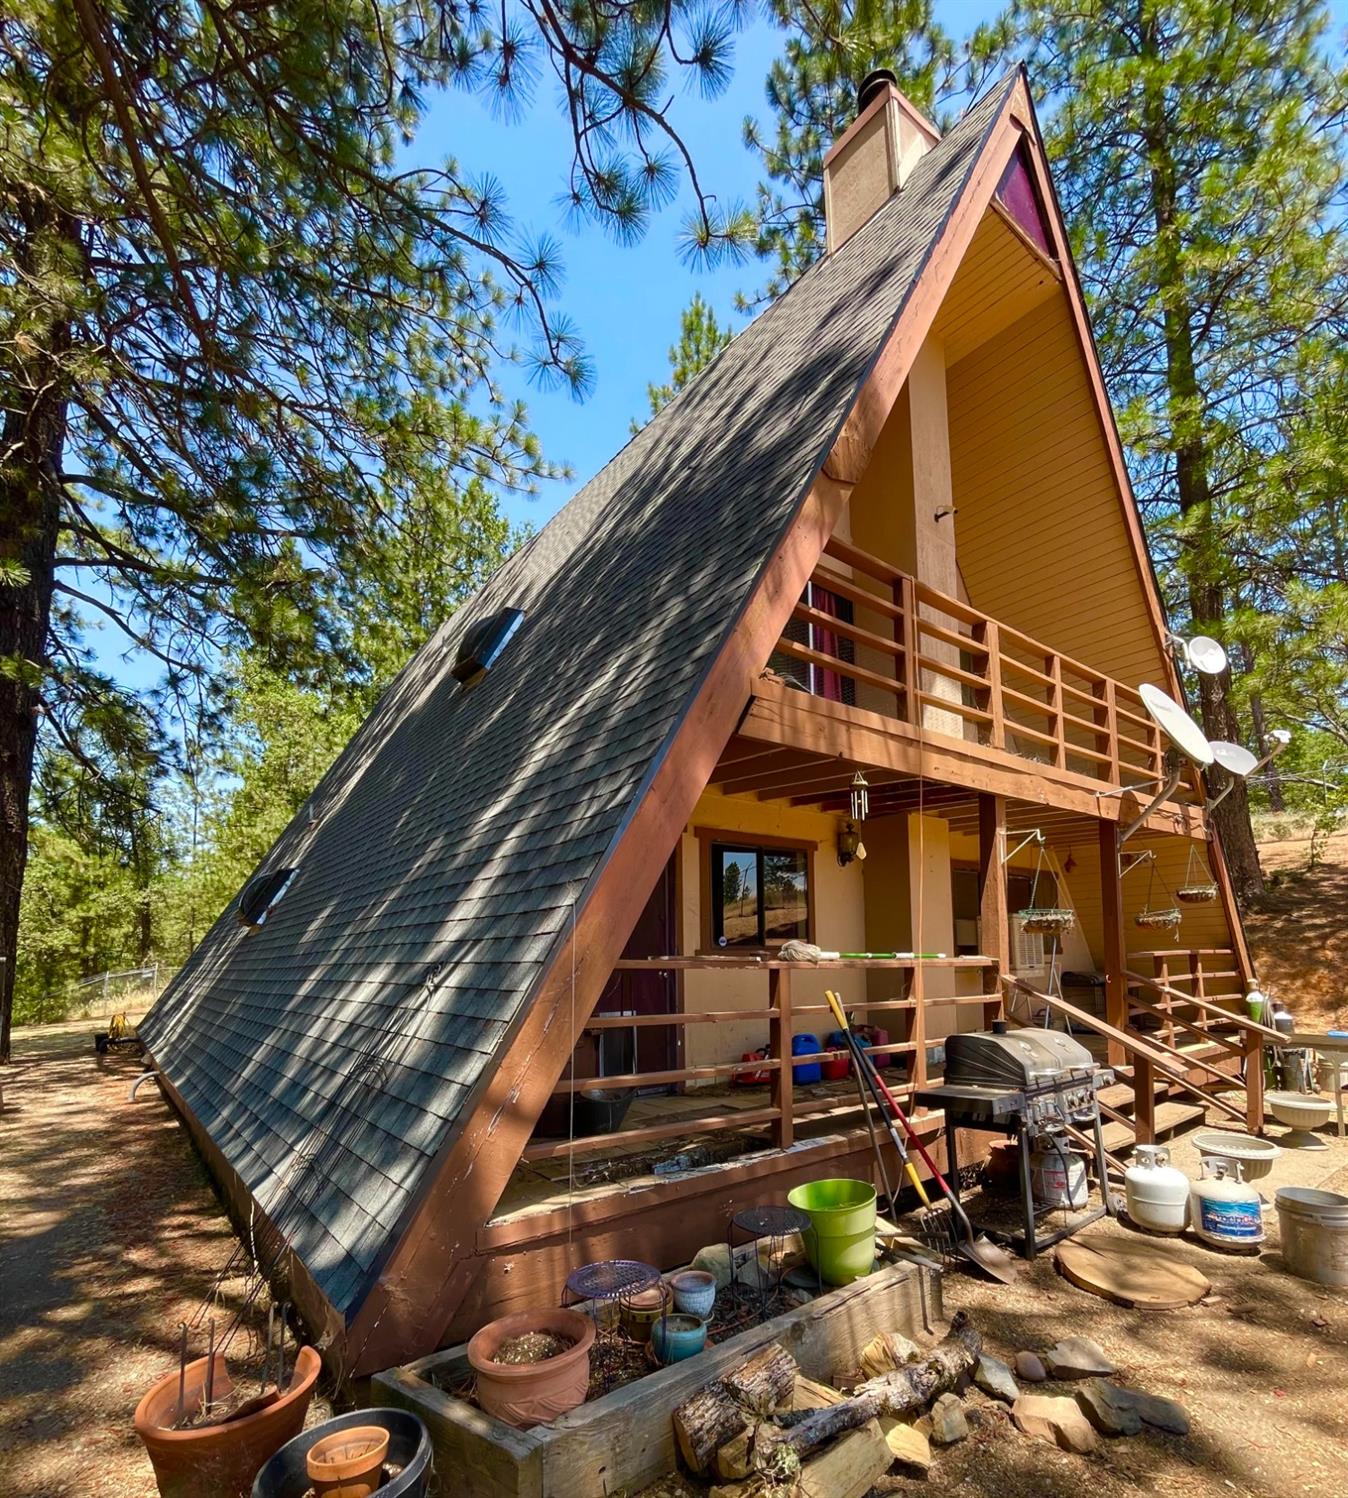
[857,68,898,115]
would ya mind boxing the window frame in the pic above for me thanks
[696,828,817,953]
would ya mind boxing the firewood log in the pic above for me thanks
[754,1313,981,1476]
[674,1344,799,1473]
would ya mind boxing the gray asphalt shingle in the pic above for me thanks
[138,77,1017,1318]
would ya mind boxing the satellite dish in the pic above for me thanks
[1186,636,1228,675]
[1139,683,1215,767]
[1209,740,1258,777]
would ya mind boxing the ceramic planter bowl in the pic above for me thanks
[252,1409,432,1498]
[668,1269,717,1319]
[135,1346,321,1498]
[619,1282,672,1343]
[305,1425,389,1498]
[650,1313,708,1364]
[1267,1091,1334,1148]
[466,1308,595,1428]
[1192,1130,1282,1183]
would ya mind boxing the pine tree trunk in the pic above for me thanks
[0,201,72,1062]
[1139,17,1262,905]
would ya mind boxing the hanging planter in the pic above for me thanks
[1135,908,1182,931]
[1176,846,1217,904]
[1017,907,1076,936]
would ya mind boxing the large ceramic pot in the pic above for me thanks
[134,1346,321,1498]
[467,1308,595,1428]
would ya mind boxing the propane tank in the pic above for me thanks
[1029,1134,1088,1209]
[1190,1158,1264,1249]
[1124,1143,1189,1235]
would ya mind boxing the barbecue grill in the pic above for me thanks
[915,1022,1114,1257]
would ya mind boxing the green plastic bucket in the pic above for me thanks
[787,1178,878,1286]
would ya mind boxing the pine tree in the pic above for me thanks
[633,293,734,430]
[1014,0,1348,900]
[0,0,752,1059]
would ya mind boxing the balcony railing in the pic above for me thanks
[769,535,1181,796]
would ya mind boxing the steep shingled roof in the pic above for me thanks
[139,73,1018,1319]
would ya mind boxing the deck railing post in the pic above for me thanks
[1047,654,1066,769]
[978,620,1004,749]
[770,967,794,1149]
[895,576,919,726]
[1099,820,1128,1067]
[1245,1028,1264,1135]
[978,793,1009,1013]
[1133,1054,1157,1145]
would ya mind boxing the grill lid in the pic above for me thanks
[944,1029,1095,1089]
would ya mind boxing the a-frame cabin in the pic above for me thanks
[140,67,1269,1379]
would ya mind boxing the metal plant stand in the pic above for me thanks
[727,1205,814,1318]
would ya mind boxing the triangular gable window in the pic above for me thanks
[996,143,1055,259]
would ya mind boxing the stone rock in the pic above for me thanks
[929,1392,970,1445]
[1074,1379,1142,1436]
[878,1416,932,1471]
[1074,1378,1190,1436]
[974,1354,1019,1404]
[1043,1336,1116,1379]
[1014,1350,1047,1382]
[691,1244,733,1290]
[1012,1394,1099,1453]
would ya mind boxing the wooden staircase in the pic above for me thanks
[1002,960,1280,1172]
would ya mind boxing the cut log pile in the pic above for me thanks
[671,1314,982,1498]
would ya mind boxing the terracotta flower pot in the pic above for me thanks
[134,1346,321,1498]
[305,1424,389,1498]
[467,1309,595,1428]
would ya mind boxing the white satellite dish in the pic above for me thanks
[1185,636,1228,675]
[1139,683,1215,767]
[1209,740,1258,777]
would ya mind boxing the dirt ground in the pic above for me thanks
[922,1115,1348,1498]
[1246,827,1348,1031]
[0,1017,333,1498]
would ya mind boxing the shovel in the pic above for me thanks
[824,991,1018,1285]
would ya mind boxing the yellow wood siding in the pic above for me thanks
[945,289,1170,690]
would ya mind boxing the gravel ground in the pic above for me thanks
[0,1017,333,1498]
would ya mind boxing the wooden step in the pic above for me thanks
[1097,1078,1166,1117]
[1101,1100,1206,1156]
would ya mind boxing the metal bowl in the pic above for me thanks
[1191,1130,1282,1182]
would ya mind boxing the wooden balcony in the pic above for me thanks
[741,535,1206,835]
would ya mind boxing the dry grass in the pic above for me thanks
[1247,828,1348,1031]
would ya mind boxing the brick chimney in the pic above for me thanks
[822,70,941,254]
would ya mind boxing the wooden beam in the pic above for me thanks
[771,968,794,1149]
[1099,819,1127,1068]
[978,794,1008,1007]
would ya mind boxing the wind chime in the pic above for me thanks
[838,771,870,866]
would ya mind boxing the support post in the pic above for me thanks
[1244,1029,1264,1135]
[1132,1054,1156,1146]
[978,794,1009,1013]
[1099,820,1128,1067]
[770,967,794,1149]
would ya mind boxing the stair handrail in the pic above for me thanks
[1123,981,1245,1058]
[1000,975,1247,1127]
[1125,969,1281,1044]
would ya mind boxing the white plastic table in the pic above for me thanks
[1288,1031,1348,1139]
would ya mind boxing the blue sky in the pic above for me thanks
[415,4,993,533]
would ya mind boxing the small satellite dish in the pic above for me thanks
[1139,683,1215,767]
[1185,635,1228,675]
[1209,741,1258,777]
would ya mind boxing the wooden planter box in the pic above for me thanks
[372,1260,942,1498]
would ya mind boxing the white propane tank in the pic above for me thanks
[1190,1158,1264,1249]
[1029,1136,1088,1209]
[1124,1143,1189,1234]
